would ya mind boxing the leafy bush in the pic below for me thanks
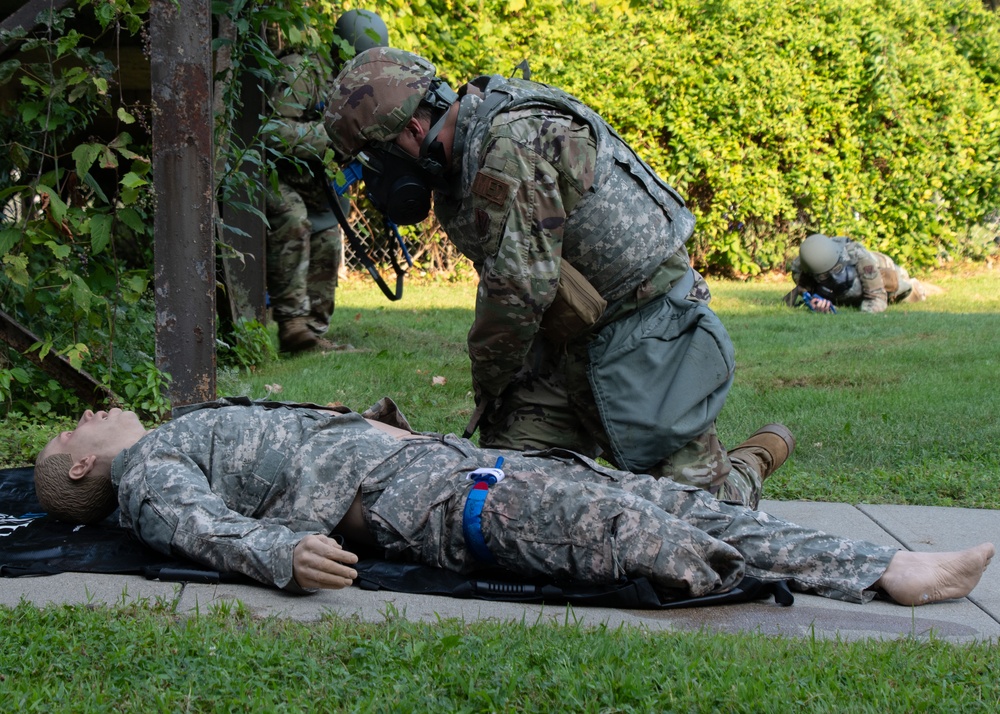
[0,0,335,417]
[0,1,160,417]
[380,0,1000,275]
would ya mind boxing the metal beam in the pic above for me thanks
[0,0,74,58]
[0,309,115,407]
[150,0,216,409]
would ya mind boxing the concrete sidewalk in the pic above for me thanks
[3,500,997,643]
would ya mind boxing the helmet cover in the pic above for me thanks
[799,233,840,274]
[325,47,437,162]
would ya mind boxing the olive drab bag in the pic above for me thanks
[586,269,736,473]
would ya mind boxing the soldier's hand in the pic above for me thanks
[809,296,833,313]
[292,534,358,590]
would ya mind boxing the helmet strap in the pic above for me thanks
[419,112,451,179]
[416,79,457,173]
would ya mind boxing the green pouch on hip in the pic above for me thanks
[586,269,735,473]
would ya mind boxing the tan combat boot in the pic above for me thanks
[278,317,320,353]
[728,423,796,483]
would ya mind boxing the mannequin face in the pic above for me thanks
[42,408,149,477]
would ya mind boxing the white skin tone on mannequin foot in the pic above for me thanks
[875,543,995,606]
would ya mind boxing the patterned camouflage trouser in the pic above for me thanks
[265,180,342,334]
[363,438,897,603]
[478,267,761,510]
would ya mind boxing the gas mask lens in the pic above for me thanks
[813,262,844,284]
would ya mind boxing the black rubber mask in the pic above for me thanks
[360,150,434,226]
[357,90,453,226]
[812,262,859,300]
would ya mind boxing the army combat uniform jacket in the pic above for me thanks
[435,74,697,403]
[111,399,896,602]
[265,51,336,189]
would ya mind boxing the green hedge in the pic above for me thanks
[2,0,998,415]
[375,0,1000,274]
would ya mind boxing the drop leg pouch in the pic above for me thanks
[586,269,736,473]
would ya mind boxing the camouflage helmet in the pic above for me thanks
[799,233,839,274]
[325,47,437,163]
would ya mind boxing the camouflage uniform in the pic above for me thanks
[787,237,916,314]
[111,400,896,602]
[265,51,342,335]
[431,76,754,504]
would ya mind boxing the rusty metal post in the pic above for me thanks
[150,0,216,409]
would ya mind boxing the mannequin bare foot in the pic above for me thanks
[876,543,994,606]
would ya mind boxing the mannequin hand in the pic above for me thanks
[292,534,358,590]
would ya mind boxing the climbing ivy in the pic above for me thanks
[0,0,341,418]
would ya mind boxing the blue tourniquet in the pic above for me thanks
[462,458,505,564]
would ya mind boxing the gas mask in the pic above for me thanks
[357,143,443,226]
[811,262,859,300]
[323,79,457,299]
[351,78,458,226]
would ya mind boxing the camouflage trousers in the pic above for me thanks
[362,438,897,603]
[478,248,761,506]
[265,180,342,334]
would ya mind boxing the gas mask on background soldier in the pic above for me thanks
[811,262,859,300]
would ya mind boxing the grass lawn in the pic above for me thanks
[2,265,998,710]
